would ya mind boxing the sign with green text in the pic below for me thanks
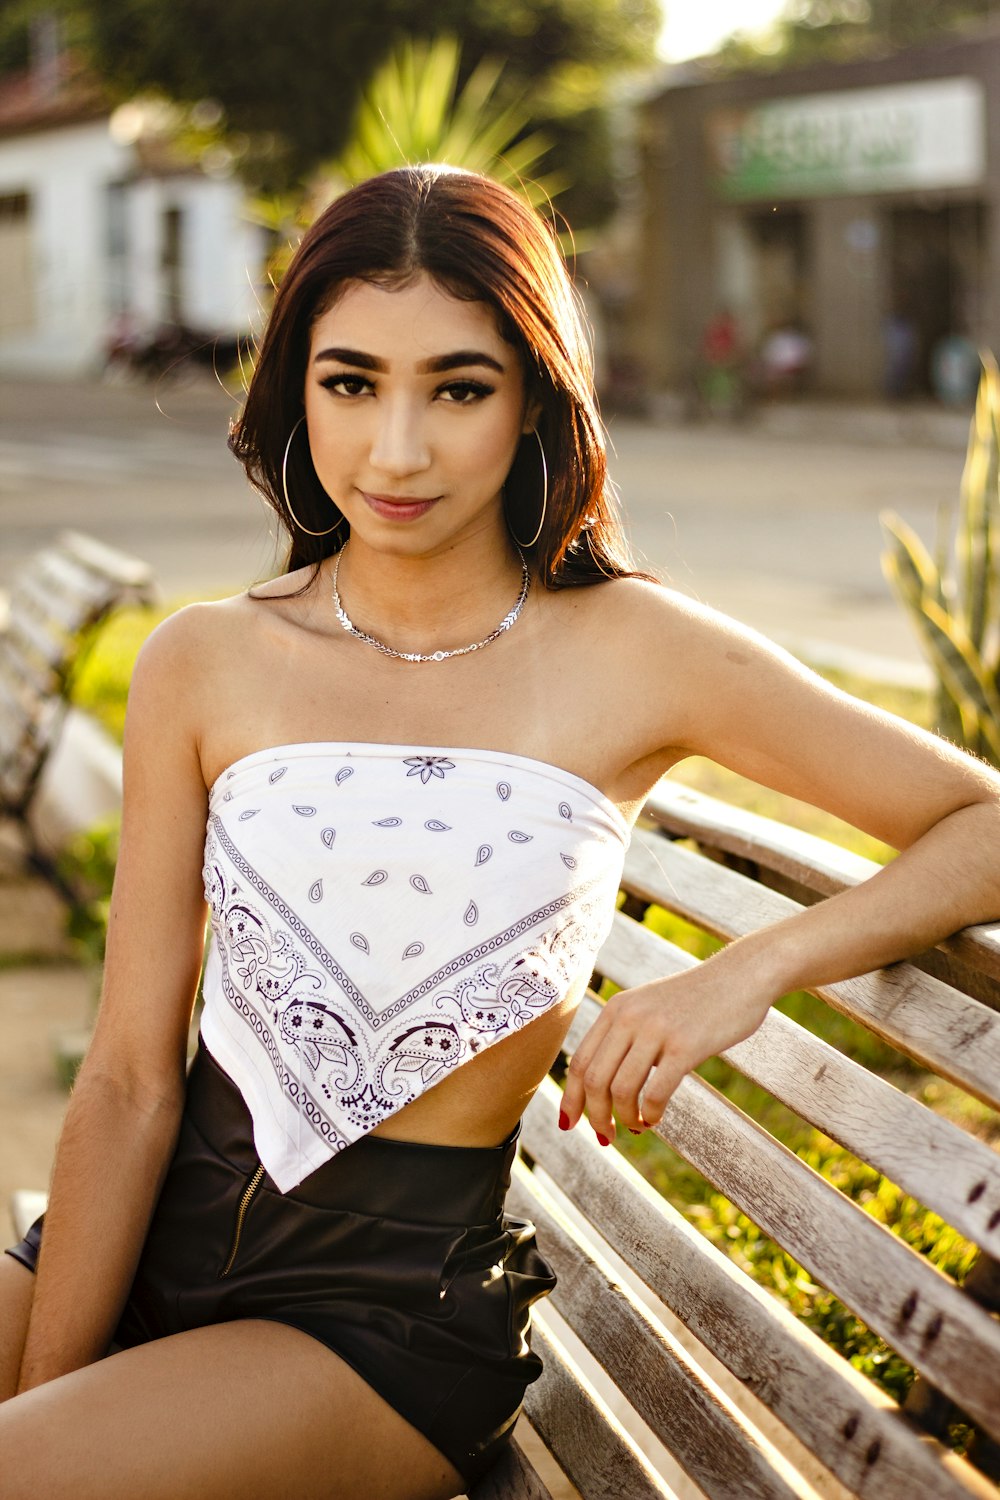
[709,76,984,201]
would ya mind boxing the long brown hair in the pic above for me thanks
[230,164,648,588]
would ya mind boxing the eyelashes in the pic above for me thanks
[317,373,495,404]
[318,373,372,397]
[439,379,495,403]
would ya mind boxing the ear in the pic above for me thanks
[522,395,543,434]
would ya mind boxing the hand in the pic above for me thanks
[559,961,773,1144]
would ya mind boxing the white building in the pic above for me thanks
[0,59,268,378]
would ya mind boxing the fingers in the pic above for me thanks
[561,1022,632,1143]
[558,968,773,1145]
[561,990,677,1142]
[633,1059,684,1131]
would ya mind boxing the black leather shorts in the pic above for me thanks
[5,1039,556,1488]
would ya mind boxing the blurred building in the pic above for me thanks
[0,42,266,378]
[637,24,1000,400]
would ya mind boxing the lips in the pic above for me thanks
[360,492,440,522]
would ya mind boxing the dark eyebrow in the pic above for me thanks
[314,346,386,371]
[313,346,505,375]
[419,351,505,375]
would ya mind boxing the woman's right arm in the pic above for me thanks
[16,607,214,1392]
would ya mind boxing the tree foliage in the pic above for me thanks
[3,0,660,223]
[715,0,997,71]
[255,36,566,283]
[330,36,559,200]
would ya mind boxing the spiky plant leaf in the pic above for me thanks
[880,510,949,614]
[957,353,1000,652]
[331,36,562,208]
[882,512,1000,760]
[247,36,572,298]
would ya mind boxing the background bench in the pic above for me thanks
[472,780,1000,1500]
[9,776,1000,1499]
[0,530,155,894]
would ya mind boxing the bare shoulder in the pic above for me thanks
[132,564,320,689]
[130,594,242,698]
[557,573,770,677]
[124,592,267,776]
[593,577,839,728]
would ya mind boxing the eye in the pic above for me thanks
[318,373,373,397]
[438,379,494,404]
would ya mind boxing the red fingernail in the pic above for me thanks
[558,1110,570,1131]
[596,1132,610,1147]
[628,1128,642,1135]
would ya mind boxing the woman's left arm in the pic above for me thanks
[561,590,1000,1142]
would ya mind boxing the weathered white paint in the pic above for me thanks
[0,120,128,374]
[0,117,267,376]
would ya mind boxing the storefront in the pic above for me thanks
[636,27,1000,399]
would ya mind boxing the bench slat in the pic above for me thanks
[646,782,876,895]
[10,1189,47,1241]
[508,1161,802,1500]
[0,669,58,747]
[1,532,155,832]
[645,782,1000,994]
[10,567,105,640]
[521,1083,996,1500]
[624,831,1000,1110]
[0,630,58,702]
[524,1320,677,1500]
[573,1046,1000,1440]
[30,546,123,614]
[0,735,58,807]
[6,599,69,673]
[598,914,1000,1256]
[467,1439,555,1500]
[0,675,32,759]
[59,529,156,593]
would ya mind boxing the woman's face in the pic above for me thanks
[303,272,536,557]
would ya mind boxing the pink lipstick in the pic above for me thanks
[361,492,439,522]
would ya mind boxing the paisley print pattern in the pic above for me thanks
[200,743,629,1192]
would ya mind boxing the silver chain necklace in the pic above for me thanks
[331,546,531,663]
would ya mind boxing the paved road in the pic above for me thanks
[0,374,969,675]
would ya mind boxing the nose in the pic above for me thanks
[368,396,431,479]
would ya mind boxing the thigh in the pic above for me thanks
[0,1317,466,1500]
[0,1256,34,1402]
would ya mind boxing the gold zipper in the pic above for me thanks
[218,1163,265,1278]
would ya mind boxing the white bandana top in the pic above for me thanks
[200,742,630,1192]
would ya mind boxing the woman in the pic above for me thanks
[2,164,999,1499]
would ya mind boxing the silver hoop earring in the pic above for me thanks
[507,428,548,549]
[282,415,343,538]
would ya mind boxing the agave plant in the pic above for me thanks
[881,355,1000,764]
[253,35,564,272]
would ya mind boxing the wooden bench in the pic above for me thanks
[0,530,155,892]
[10,779,1000,1498]
[470,780,1000,1500]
